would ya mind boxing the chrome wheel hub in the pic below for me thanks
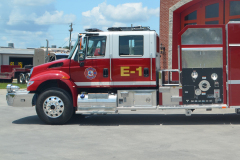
[43,96,64,118]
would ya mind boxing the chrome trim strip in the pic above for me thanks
[178,45,180,72]
[150,53,152,80]
[117,106,157,110]
[161,69,179,72]
[181,47,223,51]
[158,104,227,109]
[178,45,181,86]
[226,24,229,107]
[230,106,240,108]
[228,80,240,84]
[75,81,157,86]
[76,111,116,114]
[110,54,112,81]
[229,44,240,46]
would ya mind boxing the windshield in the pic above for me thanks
[68,35,81,59]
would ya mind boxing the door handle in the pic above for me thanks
[103,68,108,77]
[144,68,149,77]
[80,62,84,67]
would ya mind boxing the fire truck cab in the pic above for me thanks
[6,23,240,124]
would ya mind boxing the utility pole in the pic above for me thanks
[46,39,49,63]
[69,23,73,50]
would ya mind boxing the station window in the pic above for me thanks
[230,1,240,16]
[205,3,219,18]
[230,18,240,21]
[185,11,197,21]
[87,36,106,57]
[181,28,223,45]
[119,35,143,56]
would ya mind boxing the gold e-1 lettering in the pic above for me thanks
[121,67,142,77]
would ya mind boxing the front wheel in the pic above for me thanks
[36,88,73,125]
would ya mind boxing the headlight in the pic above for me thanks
[191,71,198,79]
[27,81,34,87]
[211,73,218,81]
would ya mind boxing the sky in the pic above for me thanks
[0,0,160,49]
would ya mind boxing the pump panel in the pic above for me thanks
[182,68,223,104]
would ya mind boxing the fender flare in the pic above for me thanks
[60,79,78,107]
[30,70,78,107]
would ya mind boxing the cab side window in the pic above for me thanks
[119,35,143,56]
[87,36,106,57]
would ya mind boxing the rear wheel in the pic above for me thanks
[18,73,25,84]
[25,73,30,83]
[36,88,73,125]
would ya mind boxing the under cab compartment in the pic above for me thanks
[117,90,157,108]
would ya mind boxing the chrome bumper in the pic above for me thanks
[6,84,34,107]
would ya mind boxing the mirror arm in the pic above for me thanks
[78,50,80,63]
[78,35,82,63]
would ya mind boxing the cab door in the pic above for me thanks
[70,35,110,88]
[111,33,156,87]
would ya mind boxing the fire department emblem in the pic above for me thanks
[84,67,97,80]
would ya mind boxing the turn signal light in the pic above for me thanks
[61,76,69,80]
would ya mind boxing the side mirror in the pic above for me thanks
[78,37,85,62]
[78,51,85,60]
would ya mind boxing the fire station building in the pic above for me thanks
[160,0,240,70]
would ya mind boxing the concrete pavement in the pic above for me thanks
[1,89,240,160]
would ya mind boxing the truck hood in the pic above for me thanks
[30,59,71,79]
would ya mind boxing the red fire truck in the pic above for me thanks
[6,23,240,124]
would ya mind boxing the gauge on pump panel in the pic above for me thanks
[211,73,218,81]
[195,89,202,96]
[199,80,211,92]
[191,71,198,79]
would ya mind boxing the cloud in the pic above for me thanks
[12,0,55,6]
[0,29,53,48]
[99,3,159,22]
[0,0,76,48]
[35,11,76,25]
[1,37,7,41]
[82,2,159,30]
[7,8,37,25]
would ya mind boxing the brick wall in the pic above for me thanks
[160,0,181,69]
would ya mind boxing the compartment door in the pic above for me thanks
[228,47,240,106]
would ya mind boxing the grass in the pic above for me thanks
[0,83,27,89]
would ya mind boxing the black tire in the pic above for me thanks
[36,88,73,125]
[18,73,25,84]
[25,73,30,83]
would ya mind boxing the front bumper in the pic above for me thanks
[6,85,34,107]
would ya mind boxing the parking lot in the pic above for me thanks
[1,89,240,160]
